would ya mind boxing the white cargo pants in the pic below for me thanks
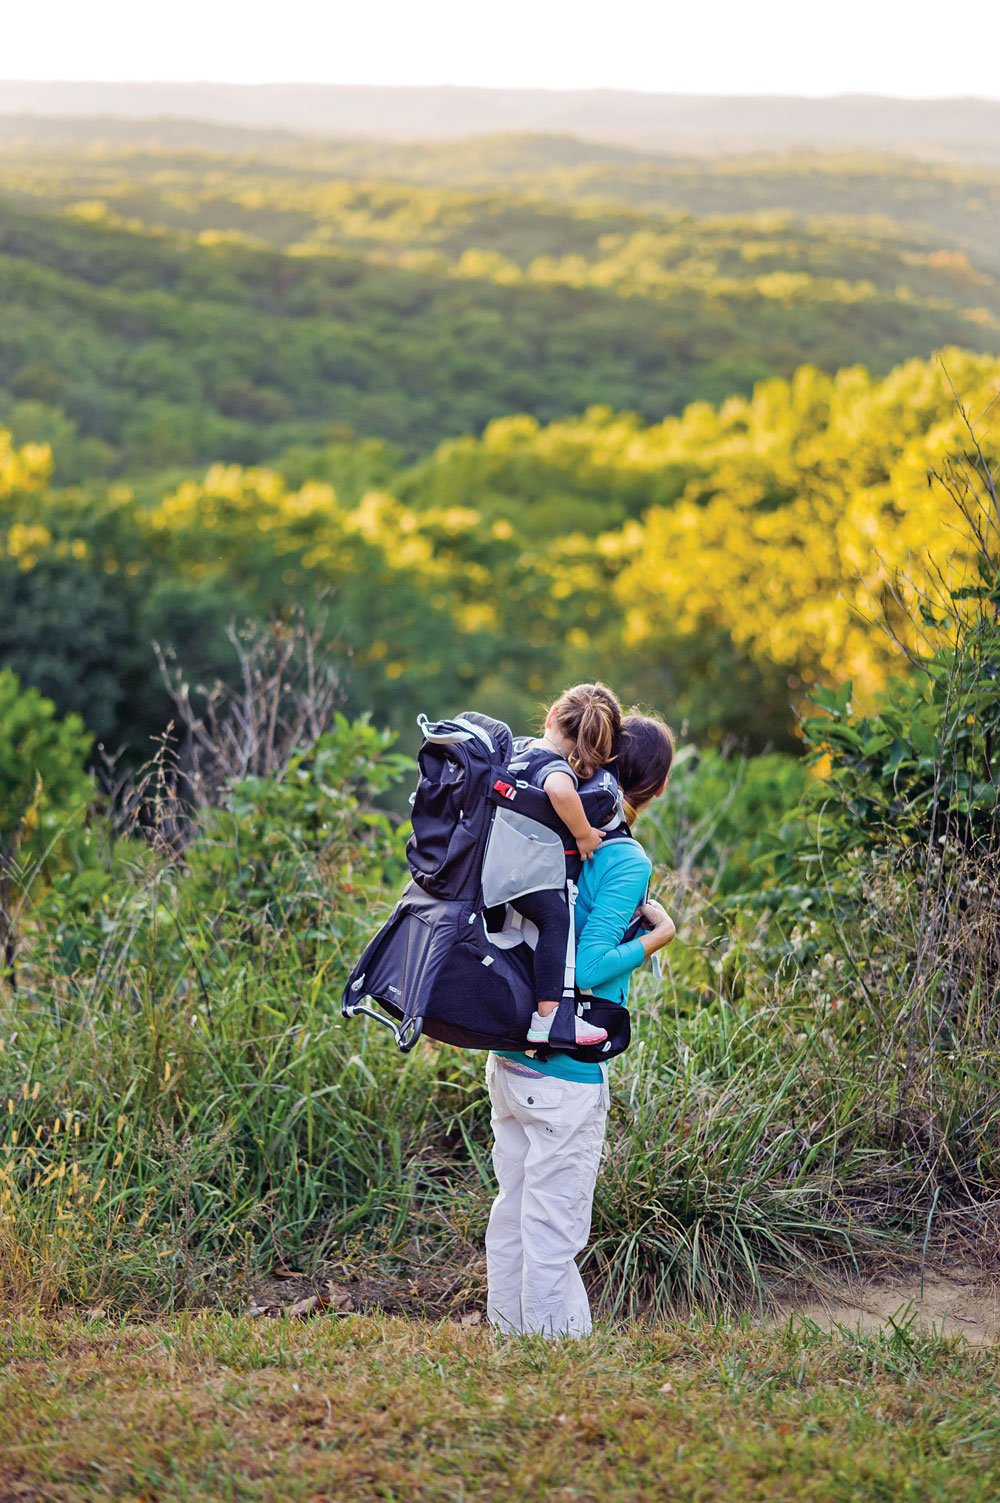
[484,1052,610,1338]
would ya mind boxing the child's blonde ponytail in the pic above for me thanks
[549,682,623,781]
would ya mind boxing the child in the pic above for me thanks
[509,683,622,1047]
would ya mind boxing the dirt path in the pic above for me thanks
[248,1261,1000,1343]
[776,1265,1000,1345]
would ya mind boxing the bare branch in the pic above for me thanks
[99,612,345,851]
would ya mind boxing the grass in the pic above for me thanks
[1,1311,998,1501]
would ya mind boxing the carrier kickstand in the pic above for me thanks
[396,1017,423,1052]
[342,998,424,1053]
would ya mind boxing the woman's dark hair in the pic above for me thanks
[617,713,674,824]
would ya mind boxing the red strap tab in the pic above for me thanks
[493,780,517,800]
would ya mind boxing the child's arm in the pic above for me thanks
[542,770,605,859]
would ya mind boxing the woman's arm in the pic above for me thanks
[575,852,655,993]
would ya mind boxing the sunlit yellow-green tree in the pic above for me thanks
[612,351,1000,716]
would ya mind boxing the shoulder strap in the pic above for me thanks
[508,739,557,768]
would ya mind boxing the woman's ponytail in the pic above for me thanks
[621,793,639,828]
[617,713,674,823]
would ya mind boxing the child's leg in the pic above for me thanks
[509,889,571,1016]
[510,889,607,1046]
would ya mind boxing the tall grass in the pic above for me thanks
[0,833,485,1308]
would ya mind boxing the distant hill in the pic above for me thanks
[3,121,999,277]
[1,83,999,164]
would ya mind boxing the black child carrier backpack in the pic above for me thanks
[342,711,641,1063]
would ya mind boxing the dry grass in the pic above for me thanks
[1,1311,998,1501]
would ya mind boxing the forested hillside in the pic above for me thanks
[5,120,1000,269]
[0,172,997,480]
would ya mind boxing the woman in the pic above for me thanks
[485,712,677,1338]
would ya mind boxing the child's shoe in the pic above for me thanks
[526,1010,608,1046]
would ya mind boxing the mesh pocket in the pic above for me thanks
[481,807,567,907]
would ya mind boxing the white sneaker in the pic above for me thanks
[526,1010,608,1046]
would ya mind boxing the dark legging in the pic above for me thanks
[509,888,570,1007]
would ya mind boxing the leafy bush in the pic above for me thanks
[0,669,95,984]
[642,745,811,897]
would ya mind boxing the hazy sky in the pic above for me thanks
[4,0,999,98]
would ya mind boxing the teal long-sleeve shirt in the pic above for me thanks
[494,836,652,1083]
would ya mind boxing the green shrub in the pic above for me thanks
[0,669,95,984]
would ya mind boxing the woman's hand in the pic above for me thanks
[638,899,676,955]
[639,899,670,930]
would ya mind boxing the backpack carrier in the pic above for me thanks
[342,711,637,1063]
